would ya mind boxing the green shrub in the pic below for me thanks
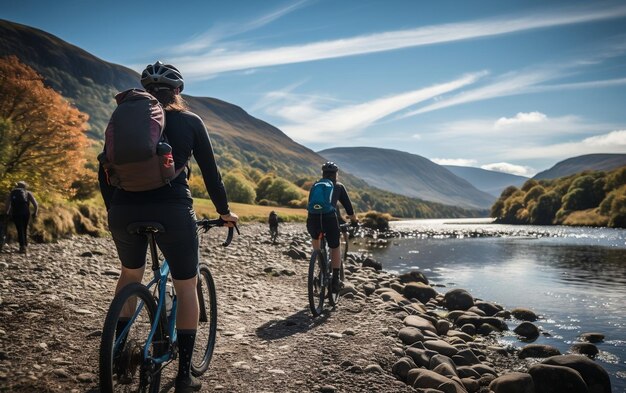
[361,211,391,231]
[524,185,545,204]
[223,173,256,204]
[521,179,538,192]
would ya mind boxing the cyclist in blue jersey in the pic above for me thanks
[306,162,357,292]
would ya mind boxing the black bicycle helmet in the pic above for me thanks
[141,61,184,92]
[322,161,338,173]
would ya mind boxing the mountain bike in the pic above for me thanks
[99,218,238,392]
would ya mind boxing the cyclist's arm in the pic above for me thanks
[97,162,115,210]
[337,184,356,219]
[192,119,230,216]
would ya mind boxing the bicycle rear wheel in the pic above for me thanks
[328,262,340,307]
[308,249,326,317]
[99,282,165,393]
[191,263,218,376]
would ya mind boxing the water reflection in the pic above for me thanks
[354,220,626,391]
[508,242,626,293]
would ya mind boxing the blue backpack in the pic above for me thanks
[307,178,335,214]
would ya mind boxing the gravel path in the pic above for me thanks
[0,223,415,392]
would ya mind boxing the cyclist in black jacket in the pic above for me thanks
[98,62,237,393]
[306,162,357,292]
[4,181,38,254]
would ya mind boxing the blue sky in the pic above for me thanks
[4,0,626,176]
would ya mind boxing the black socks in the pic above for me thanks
[177,329,197,380]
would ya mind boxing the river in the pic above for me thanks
[355,218,626,391]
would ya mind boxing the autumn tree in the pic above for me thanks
[0,56,90,197]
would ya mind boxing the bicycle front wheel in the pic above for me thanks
[308,250,326,317]
[99,282,165,393]
[192,263,218,376]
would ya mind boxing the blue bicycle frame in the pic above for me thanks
[111,218,237,369]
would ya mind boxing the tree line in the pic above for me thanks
[491,166,626,228]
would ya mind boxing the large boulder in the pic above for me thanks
[473,300,503,316]
[444,289,474,311]
[398,326,425,345]
[399,270,429,285]
[514,321,540,339]
[404,282,439,304]
[430,354,457,376]
[570,342,599,358]
[423,339,459,357]
[579,333,604,343]
[528,364,588,393]
[511,307,538,321]
[519,344,561,359]
[542,354,611,393]
[489,372,535,393]
[404,315,437,333]
[391,357,416,381]
[406,347,437,368]
[407,369,466,393]
[362,257,382,270]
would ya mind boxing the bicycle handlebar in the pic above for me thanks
[196,218,240,247]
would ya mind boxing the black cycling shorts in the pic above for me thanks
[306,212,340,248]
[108,202,199,280]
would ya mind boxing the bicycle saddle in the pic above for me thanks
[127,222,166,234]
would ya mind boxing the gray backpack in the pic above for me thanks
[98,89,185,191]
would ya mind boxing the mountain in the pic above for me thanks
[533,154,626,180]
[0,19,485,218]
[319,147,496,209]
[443,165,529,197]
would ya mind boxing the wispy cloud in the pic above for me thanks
[432,158,478,166]
[506,130,626,160]
[262,72,486,142]
[481,162,534,176]
[401,68,562,117]
[435,112,605,139]
[170,3,626,78]
[170,0,311,55]
[494,111,547,129]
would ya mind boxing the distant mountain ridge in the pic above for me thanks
[444,165,528,197]
[320,147,496,209]
[533,154,626,180]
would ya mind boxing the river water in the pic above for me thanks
[356,218,626,391]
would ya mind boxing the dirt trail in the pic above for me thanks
[0,224,414,392]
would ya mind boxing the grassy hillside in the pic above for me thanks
[533,154,626,180]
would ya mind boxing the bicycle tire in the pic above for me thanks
[308,249,326,317]
[191,263,218,376]
[328,261,339,307]
[99,282,165,393]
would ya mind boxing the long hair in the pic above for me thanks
[322,171,337,183]
[148,87,188,112]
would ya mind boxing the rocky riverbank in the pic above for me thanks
[0,223,612,392]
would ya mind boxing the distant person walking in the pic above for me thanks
[268,210,279,243]
[4,181,38,254]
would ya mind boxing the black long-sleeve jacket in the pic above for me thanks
[332,182,355,217]
[98,110,229,214]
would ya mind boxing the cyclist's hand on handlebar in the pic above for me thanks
[220,212,239,227]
